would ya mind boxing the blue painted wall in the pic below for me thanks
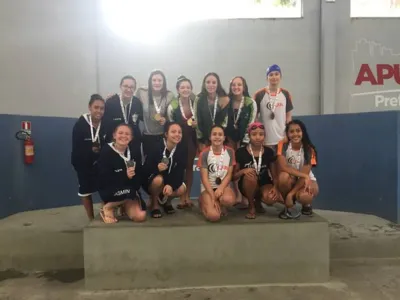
[1,112,399,223]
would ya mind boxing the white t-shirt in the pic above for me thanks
[277,141,317,181]
[198,146,236,191]
[254,88,294,146]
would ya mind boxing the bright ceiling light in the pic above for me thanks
[101,0,198,45]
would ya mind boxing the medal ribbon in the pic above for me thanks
[233,96,244,128]
[163,139,177,174]
[84,113,101,143]
[179,96,194,121]
[249,145,263,175]
[208,96,218,124]
[119,94,133,124]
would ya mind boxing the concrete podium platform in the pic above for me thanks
[83,207,329,290]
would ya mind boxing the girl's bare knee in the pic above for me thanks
[152,175,164,187]
[133,210,147,222]
[205,211,221,222]
[297,193,313,205]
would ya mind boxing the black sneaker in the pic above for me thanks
[301,205,313,216]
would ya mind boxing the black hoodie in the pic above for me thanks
[103,94,143,145]
[142,139,187,190]
[97,143,142,200]
[71,114,106,171]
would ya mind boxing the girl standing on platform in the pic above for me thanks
[71,94,106,220]
[97,124,146,224]
[142,122,187,218]
[253,64,293,152]
[276,120,319,218]
[167,76,197,209]
[103,75,143,152]
[225,76,257,150]
[233,122,279,219]
[198,125,236,222]
[135,70,175,157]
[194,72,230,152]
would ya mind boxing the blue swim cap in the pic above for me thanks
[266,64,281,76]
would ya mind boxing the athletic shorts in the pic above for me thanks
[76,169,98,197]
[142,173,185,195]
[238,175,272,196]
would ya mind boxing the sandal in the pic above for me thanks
[177,201,194,209]
[151,209,162,218]
[177,202,188,209]
[220,207,228,217]
[100,210,118,224]
[245,212,256,219]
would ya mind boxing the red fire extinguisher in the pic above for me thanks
[24,136,35,164]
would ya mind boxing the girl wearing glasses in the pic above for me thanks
[233,122,279,219]
[97,124,146,224]
[142,122,187,218]
[194,72,230,152]
[253,64,293,152]
[103,75,143,152]
[167,76,197,209]
[276,120,318,218]
[197,125,236,222]
[136,70,175,157]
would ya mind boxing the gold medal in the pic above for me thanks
[187,118,193,126]
[154,113,162,121]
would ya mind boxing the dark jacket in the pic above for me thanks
[103,94,143,145]
[71,114,106,171]
[142,140,187,190]
[97,143,142,200]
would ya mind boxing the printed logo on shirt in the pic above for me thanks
[114,189,130,196]
[113,117,122,121]
[84,138,92,141]
[207,163,228,174]
[114,169,123,173]
[266,101,284,110]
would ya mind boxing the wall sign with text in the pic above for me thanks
[350,39,400,113]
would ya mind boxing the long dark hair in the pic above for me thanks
[200,72,227,98]
[228,76,250,98]
[285,120,317,166]
[148,70,168,106]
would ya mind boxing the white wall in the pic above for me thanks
[0,0,320,118]
[1,0,399,118]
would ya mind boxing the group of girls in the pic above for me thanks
[71,64,319,223]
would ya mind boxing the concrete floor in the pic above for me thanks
[1,259,400,299]
[1,203,400,299]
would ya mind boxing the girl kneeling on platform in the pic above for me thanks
[97,124,146,224]
[198,125,236,222]
[233,122,279,219]
[276,120,319,218]
[142,122,187,218]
